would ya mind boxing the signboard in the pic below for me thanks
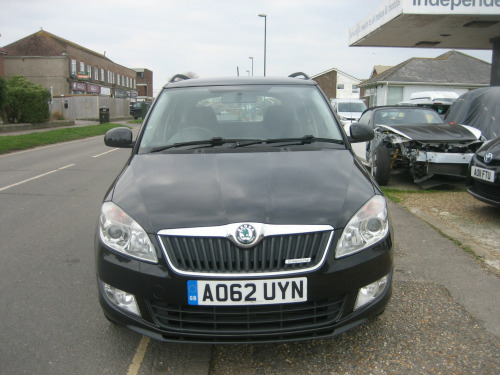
[349,0,500,46]
[76,71,90,80]
[87,84,100,94]
[71,81,87,92]
[100,86,111,96]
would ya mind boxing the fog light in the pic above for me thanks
[102,282,141,316]
[354,275,388,310]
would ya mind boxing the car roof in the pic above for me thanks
[162,75,317,89]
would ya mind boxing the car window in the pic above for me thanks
[138,85,343,152]
[374,108,443,125]
[358,111,371,125]
[337,102,367,112]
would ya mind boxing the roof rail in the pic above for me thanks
[288,72,310,80]
[169,74,191,83]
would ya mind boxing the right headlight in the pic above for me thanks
[99,202,157,263]
[335,195,389,258]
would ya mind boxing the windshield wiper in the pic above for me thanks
[264,135,344,145]
[149,138,263,153]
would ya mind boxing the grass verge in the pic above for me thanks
[0,123,128,154]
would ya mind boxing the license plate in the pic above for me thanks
[187,277,307,306]
[471,166,495,182]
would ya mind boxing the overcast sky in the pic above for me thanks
[0,0,493,96]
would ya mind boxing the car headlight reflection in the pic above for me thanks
[336,195,389,258]
[99,202,157,263]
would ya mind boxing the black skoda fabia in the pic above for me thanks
[95,73,394,343]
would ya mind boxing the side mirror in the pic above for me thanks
[348,123,374,143]
[104,127,134,148]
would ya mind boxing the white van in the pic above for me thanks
[330,99,367,126]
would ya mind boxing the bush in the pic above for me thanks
[3,76,51,123]
[0,76,6,119]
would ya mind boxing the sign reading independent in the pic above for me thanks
[349,0,500,45]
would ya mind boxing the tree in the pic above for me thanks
[4,75,51,123]
[0,76,6,121]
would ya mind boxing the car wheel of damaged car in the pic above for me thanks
[372,146,391,186]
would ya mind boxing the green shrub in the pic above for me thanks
[4,76,51,123]
[0,76,6,119]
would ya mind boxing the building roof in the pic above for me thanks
[360,50,491,87]
[3,30,112,62]
[311,67,361,82]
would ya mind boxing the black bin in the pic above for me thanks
[99,107,110,123]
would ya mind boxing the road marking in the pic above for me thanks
[92,148,118,158]
[127,336,150,375]
[0,164,75,192]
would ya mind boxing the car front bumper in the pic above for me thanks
[95,231,394,344]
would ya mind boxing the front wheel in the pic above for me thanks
[371,146,391,186]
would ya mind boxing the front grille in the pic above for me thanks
[158,231,332,275]
[147,296,346,342]
[471,180,500,201]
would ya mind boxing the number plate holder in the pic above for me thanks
[187,277,307,306]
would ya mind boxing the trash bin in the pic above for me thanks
[99,107,110,123]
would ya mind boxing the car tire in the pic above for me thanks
[371,146,391,186]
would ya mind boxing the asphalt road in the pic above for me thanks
[1,130,499,374]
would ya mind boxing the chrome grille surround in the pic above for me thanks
[157,224,334,277]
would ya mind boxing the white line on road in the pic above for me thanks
[92,148,118,158]
[0,164,75,192]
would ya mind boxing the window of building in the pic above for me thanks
[71,60,77,76]
[352,85,360,93]
[337,84,344,90]
[387,86,403,105]
[80,62,85,72]
[101,68,105,82]
[86,64,91,75]
[94,67,99,81]
[117,74,121,86]
[137,72,144,79]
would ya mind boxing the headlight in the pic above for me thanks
[336,195,389,258]
[99,202,157,263]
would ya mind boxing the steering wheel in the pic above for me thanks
[177,127,213,142]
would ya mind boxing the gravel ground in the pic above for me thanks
[209,281,500,375]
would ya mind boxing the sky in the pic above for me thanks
[0,0,494,96]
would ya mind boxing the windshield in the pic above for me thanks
[138,85,343,153]
[374,108,444,125]
[337,102,367,113]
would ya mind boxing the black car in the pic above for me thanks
[95,73,393,343]
[467,137,500,207]
[351,106,483,185]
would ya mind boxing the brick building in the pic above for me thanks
[0,47,6,77]
[2,30,140,99]
[133,68,153,103]
[311,68,362,101]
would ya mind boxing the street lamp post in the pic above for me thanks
[249,56,254,76]
[258,14,267,76]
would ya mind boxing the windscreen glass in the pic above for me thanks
[138,85,343,153]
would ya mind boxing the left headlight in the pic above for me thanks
[99,202,157,263]
[336,195,389,258]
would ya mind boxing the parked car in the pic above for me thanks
[398,91,459,117]
[445,87,500,141]
[466,137,500,207]
[95,73,394,344]
[330,98,367,125]
[353,105,483,185]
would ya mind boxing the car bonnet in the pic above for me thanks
[109,150,377,233]
[377,123,478,142]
